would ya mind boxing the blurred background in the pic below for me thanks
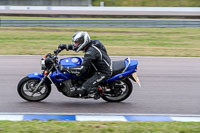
[0,0,199,56]
[0,0,199,7]
[93,0,200,7]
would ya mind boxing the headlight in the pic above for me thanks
[41,59,46,70]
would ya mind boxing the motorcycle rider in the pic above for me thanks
[58,31,112,98]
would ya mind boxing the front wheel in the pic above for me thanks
[102,78,133,102]
[17,77,51,102]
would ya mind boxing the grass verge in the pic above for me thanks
[0,27,200,57]
[93,0,200,7]
[0,121,200,133]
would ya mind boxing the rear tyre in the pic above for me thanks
[17,77,51,102]
[102,78,133,102]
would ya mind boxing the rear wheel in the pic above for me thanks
[102,78,133,102]
[17,77,51,102]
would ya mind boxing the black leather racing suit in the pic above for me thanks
[63,40,112,93]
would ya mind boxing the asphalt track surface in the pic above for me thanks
[0,55,200,115]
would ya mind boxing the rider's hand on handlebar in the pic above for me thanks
[54,49,61,55]
[58,44,66,50]
[46,53,52,57]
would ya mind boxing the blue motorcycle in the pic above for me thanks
[17,49,141,102]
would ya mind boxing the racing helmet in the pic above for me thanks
[72,31,91,52]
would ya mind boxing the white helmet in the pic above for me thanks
[72,31,91,52]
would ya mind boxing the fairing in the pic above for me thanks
[105,59,138,83]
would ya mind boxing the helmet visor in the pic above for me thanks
[74,41,80,47]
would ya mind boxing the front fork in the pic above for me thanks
[32,68,53,95]
[32,75,46,94]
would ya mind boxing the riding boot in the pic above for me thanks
[88,87,100,100]
[67,87,76,96]
[77,87,87,96]
[88,87,98,94]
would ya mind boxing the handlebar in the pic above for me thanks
[54,48,62,56]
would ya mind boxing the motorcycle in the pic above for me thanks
[17,49,141,102]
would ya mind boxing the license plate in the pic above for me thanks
[132,73,141,87]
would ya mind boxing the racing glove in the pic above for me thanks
[58,44,67,50]
[58,44,74,51]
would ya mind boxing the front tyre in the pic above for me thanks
[17,77,51,102]
[102,78,133,102]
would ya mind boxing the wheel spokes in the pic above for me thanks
[23,80,47,98]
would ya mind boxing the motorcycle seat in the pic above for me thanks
[112,60,125,76]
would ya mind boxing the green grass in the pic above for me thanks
[0,121,200,133]
[93,0,200,7]
[0,27,200,57]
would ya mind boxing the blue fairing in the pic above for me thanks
[27,73,52,84]
[50,69,87,86]
[105,59,138,83]
[125,59,138,72]
[49,70,69,86]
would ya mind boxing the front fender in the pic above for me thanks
[27,73,52,85]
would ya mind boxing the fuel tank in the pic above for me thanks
[59,57,83,67]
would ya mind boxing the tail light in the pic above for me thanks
[135,66,138,70]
